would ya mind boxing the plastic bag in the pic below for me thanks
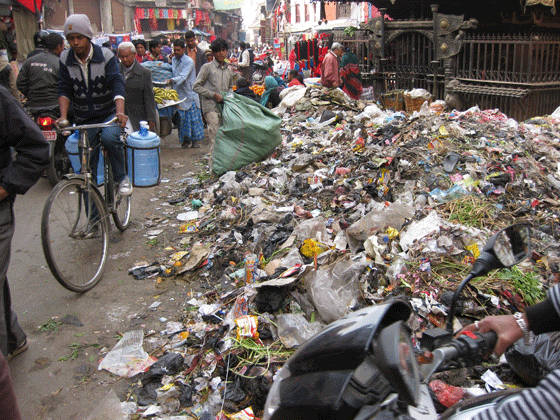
[276,313,323,348]
[98,330,156,378]
[212,93,282,175]
[306,254,369,323]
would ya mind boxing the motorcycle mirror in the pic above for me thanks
[446,225,531,332]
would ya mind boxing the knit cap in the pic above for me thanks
[64,14,93,39]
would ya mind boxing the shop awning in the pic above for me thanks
[14,0,41,14]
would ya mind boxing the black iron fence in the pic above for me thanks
[334,26,560,120]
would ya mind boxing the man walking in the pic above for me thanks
[57,14,132,196]
[193,38,235,163]
[0,84,50,361]
[321,42,343,88]
[238,41,253,81]
[17,32,64,117]
[167,39,204,148]
[118,42,157,132]
[185,30,206,75]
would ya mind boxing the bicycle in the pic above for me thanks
[41,117,132,292]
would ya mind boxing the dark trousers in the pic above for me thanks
[0,351,21,420]
[0,200,26,358]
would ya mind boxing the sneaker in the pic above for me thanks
[191,142,200,148]
[83,221,99,239]
[181,141,190,148]
[7,339,28,362]
[118,177,133,196]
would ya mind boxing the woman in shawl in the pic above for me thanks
[340,47,363,100]
[260,75,281,108]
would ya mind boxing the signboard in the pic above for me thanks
[213,0,244,10]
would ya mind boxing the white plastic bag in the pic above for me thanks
[98,330,156,378]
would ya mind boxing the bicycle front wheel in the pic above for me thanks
[41,179,110,292]
[106,161,131,231]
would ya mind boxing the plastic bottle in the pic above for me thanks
[126,121,161,187]
[65,131,104,185]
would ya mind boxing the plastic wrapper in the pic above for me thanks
[276,313,323,348]
[98,330,156,378]
[306,254,369,323]
[235,315,260,342]
[85,389,124,420]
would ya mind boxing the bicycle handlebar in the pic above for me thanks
[55,116,119,133]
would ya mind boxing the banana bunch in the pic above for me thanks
[154,87,179,104]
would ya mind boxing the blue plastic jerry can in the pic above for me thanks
[126,121,161,187]
[65,131,105,185]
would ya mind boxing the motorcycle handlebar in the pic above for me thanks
[450,331,498,361]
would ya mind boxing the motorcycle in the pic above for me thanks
[264,224,532,420]
[34,109,73,186]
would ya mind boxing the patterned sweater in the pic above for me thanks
[58,43,125,123]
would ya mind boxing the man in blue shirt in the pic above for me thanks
[56,14,132,196]
[166,39,204,148]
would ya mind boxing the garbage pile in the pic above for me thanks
[106,85,560,418]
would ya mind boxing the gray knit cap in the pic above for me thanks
[64,14,93,39]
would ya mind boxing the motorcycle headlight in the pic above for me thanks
[376,320,420,406]
[263,365,292,420]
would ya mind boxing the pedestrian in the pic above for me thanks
[57,14,132,197]
[340,46,363,100]
[161,37,172,56]
[0,351,22,419]
[260,75,281,108]
[185,30,206,75]
[0,84,50,363]
[205,49,213,63]
[133,39,150,63]
[238,41,253,81]
[234,77,258,102]
[16,32,65,117]
[148,39,166,62]
[193,38,235,163]
[166,39,205,148]
[118,42,157,132]
[320,42,343,88]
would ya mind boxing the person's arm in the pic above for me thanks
[105,54,127,127]
[57,58,72,122]
[171,57,192,86]
[193,64,214,99]
[473,369,560,420]
[464,284,560,357]
[0,87,50,198]
[15,61,29,98]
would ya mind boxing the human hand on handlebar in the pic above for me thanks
[116,112,128,129]
[460,315,524,356]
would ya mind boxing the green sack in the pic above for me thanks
[212,92,282,175]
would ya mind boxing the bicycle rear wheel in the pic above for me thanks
[105,161,131,231]
[41,178,110,292]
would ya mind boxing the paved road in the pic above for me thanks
[7,133,209,419]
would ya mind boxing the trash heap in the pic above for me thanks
[108,85,560,419]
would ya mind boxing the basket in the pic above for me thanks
[381,90,405,111]
[404,93,433,113]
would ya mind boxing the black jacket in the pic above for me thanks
[235,87,259,102]
[0,85,49,199]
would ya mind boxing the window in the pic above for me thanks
[295,4,300,23]
[337,3,351,18]
[304,4,309,22]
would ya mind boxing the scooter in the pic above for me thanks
[34,109,73,186]
[252,56,274,85]
[263,224,531,420]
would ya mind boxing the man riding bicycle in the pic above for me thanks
[56,14,132,196]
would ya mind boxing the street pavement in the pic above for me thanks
[7,130,208,419]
